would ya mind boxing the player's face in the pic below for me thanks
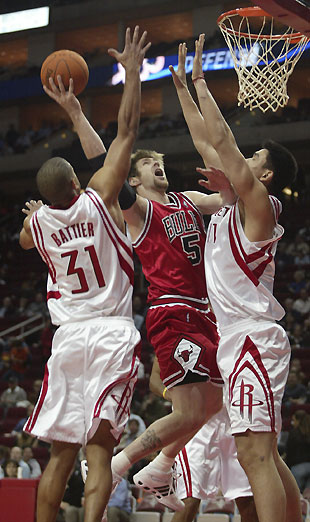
[135,157,168,191]
[246,148,270,179]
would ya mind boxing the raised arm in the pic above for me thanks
[192,34,274,239]
[87,26,151,205]
[169,43,222,170]
[43,77,105,160]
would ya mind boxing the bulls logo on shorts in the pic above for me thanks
[173,338,202,371]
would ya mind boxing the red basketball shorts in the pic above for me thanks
[146,305,223,389]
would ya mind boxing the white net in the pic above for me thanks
[218,8,309,112]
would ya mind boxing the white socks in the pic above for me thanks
[148,451,175,473]
[112,451,132,476]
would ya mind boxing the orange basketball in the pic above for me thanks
[40,49,89,96]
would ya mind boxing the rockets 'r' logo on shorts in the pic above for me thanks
[231,380,264,423]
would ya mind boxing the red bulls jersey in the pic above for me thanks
[30,188,134,325]
[133,192,209,312]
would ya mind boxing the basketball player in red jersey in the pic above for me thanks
[169,34,302,522]
[19,27,150,522]
[44,51,238,511]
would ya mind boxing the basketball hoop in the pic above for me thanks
[217,6,309,112]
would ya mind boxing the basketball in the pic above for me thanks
[40,50,89,96]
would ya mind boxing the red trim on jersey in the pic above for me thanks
[229,335,275,431]
[228,208,259,287]
[252,247,273,279]
[150,295,210,312]
[25,365,49,433]
[49,194,80,210]
[269,196,281,221]
[178,447,193,497]
[47,290,61,300]
[132,200,153,248]
[232,205,273,264]
[86,189,132,258]
[85,190,134,286]
[32,213,57,283]
[93,353,138,418]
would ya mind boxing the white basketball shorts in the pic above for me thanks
[217,319,290,435]
[176,407,252,500]
[24,317,141,446]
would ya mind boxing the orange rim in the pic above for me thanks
[217,6,304,42]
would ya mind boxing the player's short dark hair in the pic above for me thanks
[36,157,74,203]
[129,149,164,179]
[263,140,298,196]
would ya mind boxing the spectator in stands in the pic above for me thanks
[128,412,146,437]
[117,419,141,451]
[7,338,31,381]
[107,476,132,522]
[285,410,310,493]
[290,359,306,385]
[287,235,310,258]
[3,458,18,478]
[293,289,310,318]
[60,462,84,522]
[0,377,27,412]
[10,446,30,478]
[299,219,310,242]
[11,403,34,436]
[294,251,310,266]
[288,269,308,296]
[275,240,294,270]
[283,370,307,414]
[26,291,48,318]
[288,323,306,350]
[22,446,41,478]
[27,379,42,405]
[0,296,16,318]
[16,296,29,318]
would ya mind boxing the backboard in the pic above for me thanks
[252,0,310,36]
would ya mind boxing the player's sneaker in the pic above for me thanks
[81,460,88,483]
[133,463,184,511]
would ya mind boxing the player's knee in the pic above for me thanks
[236,443,269,474]
[183,409,205,432]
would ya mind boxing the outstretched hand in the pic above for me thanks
[192,33,205,81]
[169,42,188,89]
[108,26,151,70]
[197,166,233,193]
[22,199,44,218]
[43,76,81,116]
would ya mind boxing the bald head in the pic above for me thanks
[36,157,80,205]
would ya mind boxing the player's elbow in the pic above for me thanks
[19,232,34,250]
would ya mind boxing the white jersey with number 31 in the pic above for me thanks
[205,196,285,331]
[30,188,134,325]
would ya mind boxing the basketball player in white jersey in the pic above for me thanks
[149,356,258,522]
[19,27,151,522]
[169,34,302,522]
